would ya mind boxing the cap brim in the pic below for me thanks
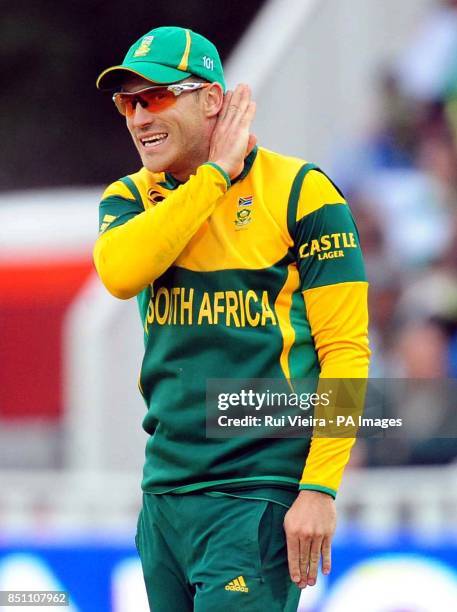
[96,63,192,90]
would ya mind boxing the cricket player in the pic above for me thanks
[94,26,370,611]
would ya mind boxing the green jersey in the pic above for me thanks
[94,146,370,499]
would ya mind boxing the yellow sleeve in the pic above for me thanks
[93,163,230,299]
[299,281,370,497]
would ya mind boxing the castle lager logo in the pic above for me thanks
[298,232,358,261]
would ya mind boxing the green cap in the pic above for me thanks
[96,26,226,91]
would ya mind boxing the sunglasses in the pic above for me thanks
[112,82,210,117]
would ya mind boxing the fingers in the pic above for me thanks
[286,533,301,584]
[219,89,233,122]
[230,83,250,117]
[241,100,256,129]
[306,537,323,586]
[297,537,311,588]
[286,532,331,589]
[321,536,332,575]
[218,84,252,126]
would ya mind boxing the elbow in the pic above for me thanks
[103,279,137,300]
[95,264,138,300]
[318,337,371,377]
[93,238,139,300]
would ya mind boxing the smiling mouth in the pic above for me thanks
[140,133,169,148]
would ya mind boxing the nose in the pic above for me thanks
[130,102,154,128]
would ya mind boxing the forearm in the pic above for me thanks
[300,281,370,496]
[299,438,356,496]
[93,163,230,299]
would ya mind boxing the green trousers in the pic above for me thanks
[136,492,301,611]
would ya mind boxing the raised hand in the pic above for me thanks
[208,83,256,180]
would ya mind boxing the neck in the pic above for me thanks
[167,146,211,183]
[168,168,196,183]
[167,119,219,182]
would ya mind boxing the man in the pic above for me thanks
[94,26,369,612]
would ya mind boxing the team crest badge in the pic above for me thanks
[134,35,154,57]
[234,195,253,229]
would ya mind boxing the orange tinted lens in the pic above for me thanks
[115,88,176,117]
[113,94,131,116]
[141,88,176,112]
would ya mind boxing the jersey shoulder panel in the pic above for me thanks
[252,147,310,241]
[98,168,147,234]
[101,178,137,202]
[100,167,152,204]
[256,146,309,178]
[296,168,346,221]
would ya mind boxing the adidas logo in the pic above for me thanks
[224,575,249,593]
[99,213,116,233]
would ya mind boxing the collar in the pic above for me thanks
[158,145,258,190]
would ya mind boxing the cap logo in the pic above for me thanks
[134,35,154,58]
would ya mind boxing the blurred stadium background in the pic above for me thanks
[1,0,456,610]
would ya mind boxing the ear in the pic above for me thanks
[203,83,224,118]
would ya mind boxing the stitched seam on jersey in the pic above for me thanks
[286,163,318,239]
[302,280,368,297]
[120,176,144,208]
[296,201,348,224]
[274,263,300,381]
[146,475,299,494]
[100,194,136,205]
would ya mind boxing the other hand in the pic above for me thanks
[283,490,336,589]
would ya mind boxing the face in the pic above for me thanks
[121,75,222,180]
